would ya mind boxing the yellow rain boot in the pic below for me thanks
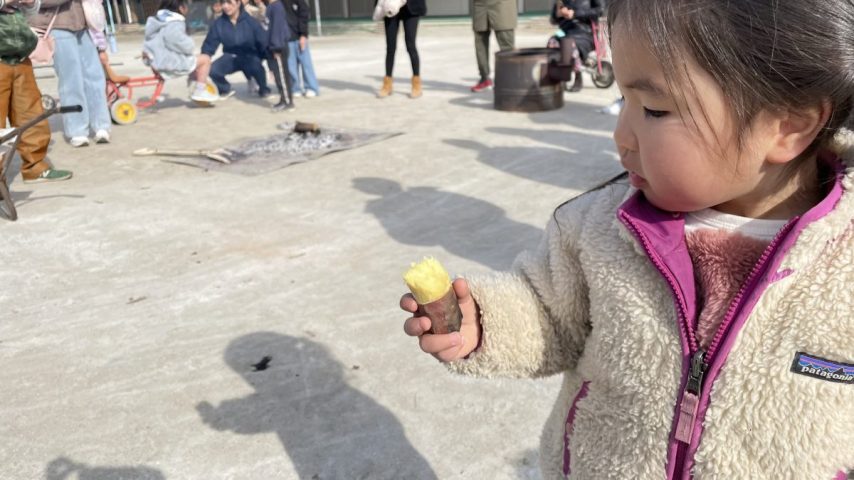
[377,76,393,98]
[410,75,422,99]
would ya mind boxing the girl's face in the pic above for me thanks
[221,0,238,16]
[611,26,777,216]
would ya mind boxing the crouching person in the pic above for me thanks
[0,0,72,183]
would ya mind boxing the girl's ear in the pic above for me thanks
[765,102,832,164]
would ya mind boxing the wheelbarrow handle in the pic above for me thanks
[0,104,83,144]
[59,105,83,114]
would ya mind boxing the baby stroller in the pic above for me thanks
[0,96,81,221]
[547,18,615,90]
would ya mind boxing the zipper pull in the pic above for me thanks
[675,350,705,444]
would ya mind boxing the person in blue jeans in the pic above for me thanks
[29,0,111,147]
[200,0,270,98]
[282,0,318,97]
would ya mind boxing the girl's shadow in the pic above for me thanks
[197,332,437,480]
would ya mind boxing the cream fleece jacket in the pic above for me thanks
[451,131,854,479]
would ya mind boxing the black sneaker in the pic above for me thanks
[272,100,295,112]
[258,86,272,98]
[23,168,73,184]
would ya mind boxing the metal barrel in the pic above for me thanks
[494,48,564,112]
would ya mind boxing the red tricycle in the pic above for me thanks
[102,55,218,125]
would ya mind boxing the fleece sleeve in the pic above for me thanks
[448,193,595,379]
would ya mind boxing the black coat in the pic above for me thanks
[403,0,426,17]
[550,0,602,36]
[281,0,309,40]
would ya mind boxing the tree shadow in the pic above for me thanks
[443,138,619,191]
[353,177,542,271]
[320,78,378,95]
[197,332,437,480]
[45,457,166,480]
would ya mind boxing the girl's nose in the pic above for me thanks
[612,104,638,156]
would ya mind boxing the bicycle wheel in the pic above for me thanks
[591,61,615,88]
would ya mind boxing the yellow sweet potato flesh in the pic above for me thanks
[403,257,452,304]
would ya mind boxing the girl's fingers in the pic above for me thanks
[419,331,462,356]
[399,293,418,313]
[403,316,431,337]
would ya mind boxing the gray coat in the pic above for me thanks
[472,0,517,32]
[143,9,195,76]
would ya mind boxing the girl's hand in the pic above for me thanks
[401,278,482,362]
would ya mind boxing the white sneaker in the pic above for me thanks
[69,136,90,147]
[191,89,220,103]
[94,129,111,144]
[247,77,258,95]
[304,89,317,98]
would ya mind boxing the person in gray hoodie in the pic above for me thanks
[143,0,217,103]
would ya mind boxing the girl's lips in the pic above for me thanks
[628,171,646,187]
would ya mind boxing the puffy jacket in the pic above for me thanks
[143,9,195,76]
[201,10,267,58]
[451,130,854,479]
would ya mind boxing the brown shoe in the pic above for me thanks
[377,76,393,98]
[410,75,422,99]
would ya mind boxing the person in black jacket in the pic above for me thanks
[375,0,425,99]
[547,0,602,92]
[200,0,270,98]
[266,0,294,111]
[281,0,319,97]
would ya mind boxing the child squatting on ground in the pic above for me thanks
[401,0,853,478]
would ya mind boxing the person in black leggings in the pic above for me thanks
[376,0,426,99]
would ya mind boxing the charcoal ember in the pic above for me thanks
[418,288,462,335]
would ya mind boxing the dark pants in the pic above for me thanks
[209,53,267,95]
[474,29,514,80]
[383,9,420,77]
[267,46,293,103]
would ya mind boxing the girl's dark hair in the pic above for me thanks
[607,0,854,152]
[158,0,187,13]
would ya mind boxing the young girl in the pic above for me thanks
[401,0,853,478]
[143,0,217,103]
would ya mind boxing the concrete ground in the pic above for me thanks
[1,23,621,480]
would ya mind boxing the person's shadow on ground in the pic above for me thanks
[45,457,165,480]
[353,177,543,271]
[196,332,437,480]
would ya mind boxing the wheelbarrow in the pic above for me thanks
[0,96,82,221]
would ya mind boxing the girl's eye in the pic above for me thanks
[643,107,668,118]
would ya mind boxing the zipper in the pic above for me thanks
[674,350,705,444]
[619,211,797,479]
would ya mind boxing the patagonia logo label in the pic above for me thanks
[790,352,854,384]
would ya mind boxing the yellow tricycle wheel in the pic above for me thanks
[110,100,137,125]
